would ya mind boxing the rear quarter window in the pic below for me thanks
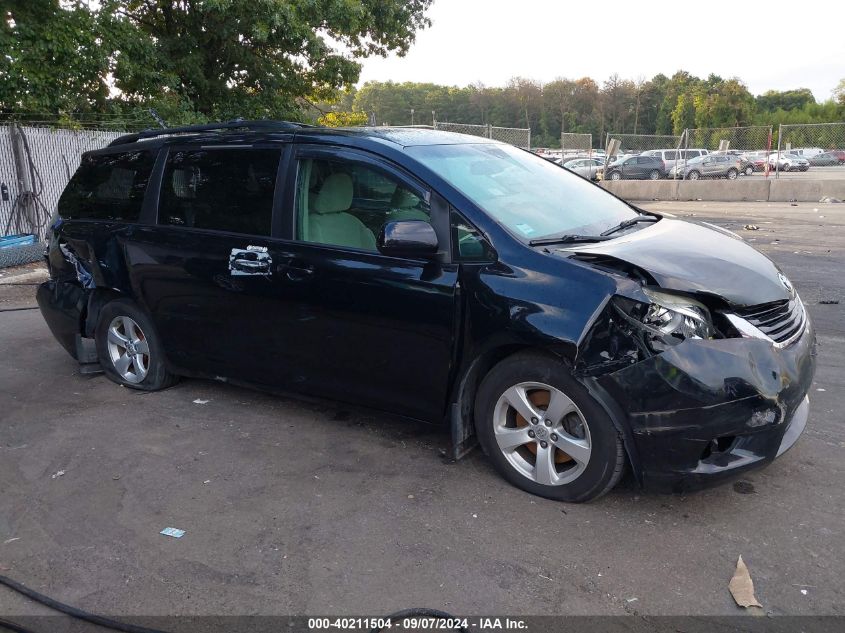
[58,150,156,221]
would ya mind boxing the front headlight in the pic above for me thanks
[613,288,715,353]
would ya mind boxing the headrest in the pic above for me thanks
[390,186,419,209]
[313,172,353,214]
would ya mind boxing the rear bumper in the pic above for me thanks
[36,279,86,359]
[593,319,817,493]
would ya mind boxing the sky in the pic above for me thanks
[358,0,845,101]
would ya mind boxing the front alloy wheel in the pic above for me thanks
[474,352,625,502]
[493,382,591,486]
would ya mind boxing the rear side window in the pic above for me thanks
[159,148,281,236]
[58,151,155,221]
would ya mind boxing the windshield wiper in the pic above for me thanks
[528,234,613,247]
[600,214,659,237]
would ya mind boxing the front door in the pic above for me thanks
[265,147,459,422]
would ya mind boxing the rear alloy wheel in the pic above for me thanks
[726,168,738,180]
[648,169,661,180]
[687,170,701,180]
[106,316,149,384]
[475,352,625,502]
[609,171,622,181]
[96,299,177,391]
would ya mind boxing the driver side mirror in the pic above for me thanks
[377,220,439,258]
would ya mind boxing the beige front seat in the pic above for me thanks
[308,173,376,250]
[388,186,429,222]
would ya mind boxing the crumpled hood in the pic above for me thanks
[558,218,791,307]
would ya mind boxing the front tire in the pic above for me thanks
[648,169,661,180]
[474,352,625,502]
[687,170,701,180]
[95,299,177,391]
[744,166,754,176]
[727,168,738,180]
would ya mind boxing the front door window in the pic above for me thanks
[295,158,430,251]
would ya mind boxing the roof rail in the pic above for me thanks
[108,119,311,146]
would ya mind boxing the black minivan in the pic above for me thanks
[38,121,816,502]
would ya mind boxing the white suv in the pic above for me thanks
[641,148,709,173]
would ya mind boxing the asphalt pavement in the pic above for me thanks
[0,201,843,621]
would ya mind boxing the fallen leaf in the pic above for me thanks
[729,555,762,608]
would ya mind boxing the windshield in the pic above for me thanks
[408,143,636,241]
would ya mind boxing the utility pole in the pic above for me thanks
[432,110,436,127]
[410,108,415,126]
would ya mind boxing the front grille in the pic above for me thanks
[735,297,806,345]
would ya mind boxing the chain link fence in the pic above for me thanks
[686,125,772,154]
[561,133,592,155]
[605,133,681,154]
[776,122,845,177]
[1,124,123,252]
[434,121,531,148]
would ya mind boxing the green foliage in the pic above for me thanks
[318,111,368,127]
[1,1,111,115]
[343,73,841,148]
[2,0,432,126]
[834,79,845,107]
[756,88,815,112]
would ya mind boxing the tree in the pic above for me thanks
[757,88,816,112]
[1,1,111,114]
[318,111,368,127]
[834,79,845,106]
[101,0,432,120]
[2,0,432,122]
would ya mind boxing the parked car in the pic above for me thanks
[743,151,770,172]
[737,155,755,176]
[603,155,666,180]
[561,157,603,180]
[669,154,743,180]
[768,152,810,172]
[641,149,711,175]
[808,150,845,165]
[38,121,816,502]
[787,147,824,159]
[809,152,841,166]
[828,149,845,163]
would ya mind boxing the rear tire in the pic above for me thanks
[648,169,660,180]
[95,299,177,391]
[687,170,701,180]
[744,166,754,176]
[474,352,625,503]
[609,171,622,181]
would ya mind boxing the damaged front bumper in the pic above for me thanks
[587,320,817,492]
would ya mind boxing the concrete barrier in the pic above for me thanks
[768,179,845,202]
[601,178,845,202]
